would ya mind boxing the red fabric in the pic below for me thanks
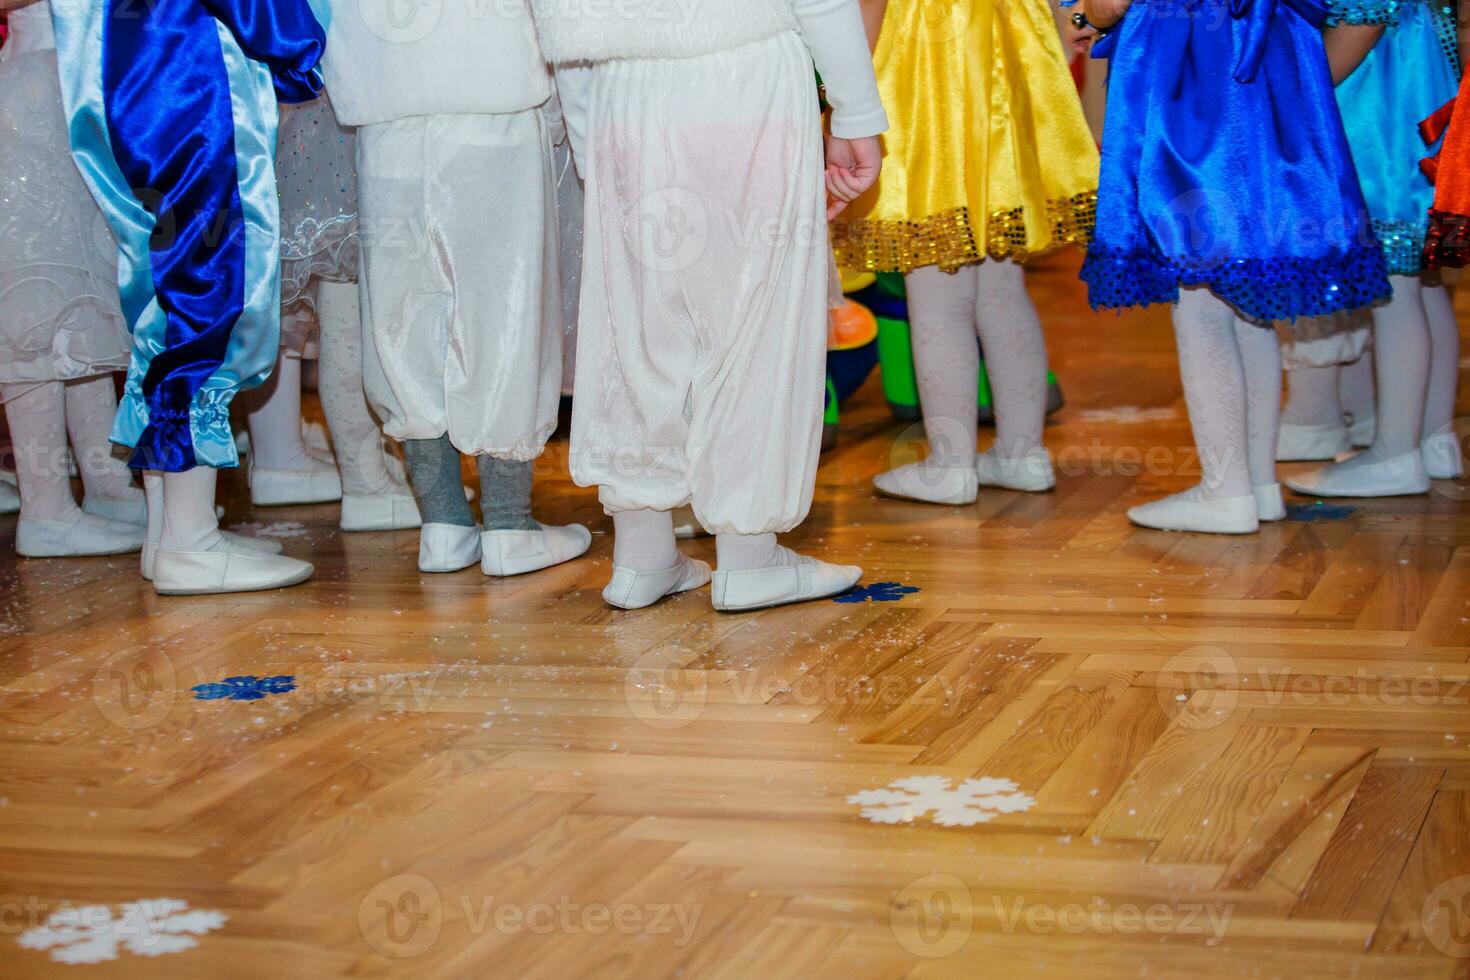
[1423,74,1470,270]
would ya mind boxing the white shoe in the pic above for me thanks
[418,523,482,573]
[1423,432,1466,481]
[975,448,1057,492]
[16,512,147,558]
[0,475,18,516]
[671,505,710,539]
[481,523,592,577]
[1254,483,1286,522]
[1276,422,1351,462]
[142,531,282,581]
[83,494,148,527]
[1127,490,1259,535]
[873,460,978,505]
[152,544,314,595]
[340,493,422,532]
[249,460,343,506]
[1284,450,1431,498]
[604,553,712,610]
[711,548,864,612]
[1347,413,1377,449]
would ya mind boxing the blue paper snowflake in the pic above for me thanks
[834,582,921,604]
[192,675,297,701]
[1284,503,1357,523]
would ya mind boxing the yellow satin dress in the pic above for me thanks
[833,0,1100,273]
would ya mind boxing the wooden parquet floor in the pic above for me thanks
[3,255,1470,978]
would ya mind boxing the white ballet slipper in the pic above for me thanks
[16,512,147,558]
[1254,483,1287,522]
[1284,450,1431,498]
[1347,413,1376,449]
[603,553,712,610]
[152,545,314,596]
[1275,422,1351,462]
[249,459,343,506]
[0,475,19,516]
[1127,490,1259,535]
[711,548,863,612]
[873,460,978,505]
[418,523,483,574]
[83,493,148,527]
[142,531,282,582]
[671,505,710,539]
[1423,432,1466,481]
[340,493,423,532]
[480,523,592,578]
[975,448,1057,492]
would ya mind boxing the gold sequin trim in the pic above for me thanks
[834,192,1098,274]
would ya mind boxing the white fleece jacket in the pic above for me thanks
[323,0,552,127]
[532,0,886,140]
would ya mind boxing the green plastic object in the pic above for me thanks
[876,317,1061,423]
[822,376,840,451]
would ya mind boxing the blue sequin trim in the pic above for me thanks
[1080,242,1391,321]
[1373,219,1428,276]
[1328,0,1401,26]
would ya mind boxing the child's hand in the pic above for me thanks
[1083,0,1132,29]
[825,135,882,220]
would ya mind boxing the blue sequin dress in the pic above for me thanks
[1332,0,1459,275]
[1080,0,1392,321]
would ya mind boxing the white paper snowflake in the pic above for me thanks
[17,899,227,964]
[847,775,1036,827]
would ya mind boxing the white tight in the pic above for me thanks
[314,279,403,496]
[2,376,137,522]
[906,260,1049,467]
[1171,289,1282,498]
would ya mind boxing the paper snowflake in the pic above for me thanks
[192,675,296,701]
[847,776,1036,827]
[1284,503,1357,523]
[834,582,920,604]
[18,899,227,964]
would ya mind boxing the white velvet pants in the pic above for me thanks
[356,111,562,460]
[568,32,828,535]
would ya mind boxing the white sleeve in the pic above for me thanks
[792,0,888,139]
[552,64,595,179]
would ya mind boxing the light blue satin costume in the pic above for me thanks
[1332,0,1460,275]
[1081,0,1393,321]
[49,0,327,471]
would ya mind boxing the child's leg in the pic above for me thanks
[62,374,146,524]
[476,457,537,531]
[3,380,146,556]
[974,259,1055,491]
[314,279,420,530]
[1286,276,1432,496]
[1340,352,1377,446]
[1233,318,1285,521]
[1278,362,1351,461]
[401,435,480,574]
[1127,289,1258,534]
[872,264,980,505]
[245,349,343,505]
[1421,282,1464,478]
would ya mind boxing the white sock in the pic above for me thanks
[143,470,164,548]
[906,264,980,470]
[1282,364,1343,428]
[1340,352,1376,423]
[1172,289,1253,500]
[315,280,402,497]
[716,532,789,571]
[1422,282,1460,441]
[63,374,141,508]
[1363,275,1431,461]
[1234,318,1282,489]
[245,351,318,472]
[974,259,1048,461]
[160,466,223,553]
[612,509,679,571]
[2,381,79,522]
